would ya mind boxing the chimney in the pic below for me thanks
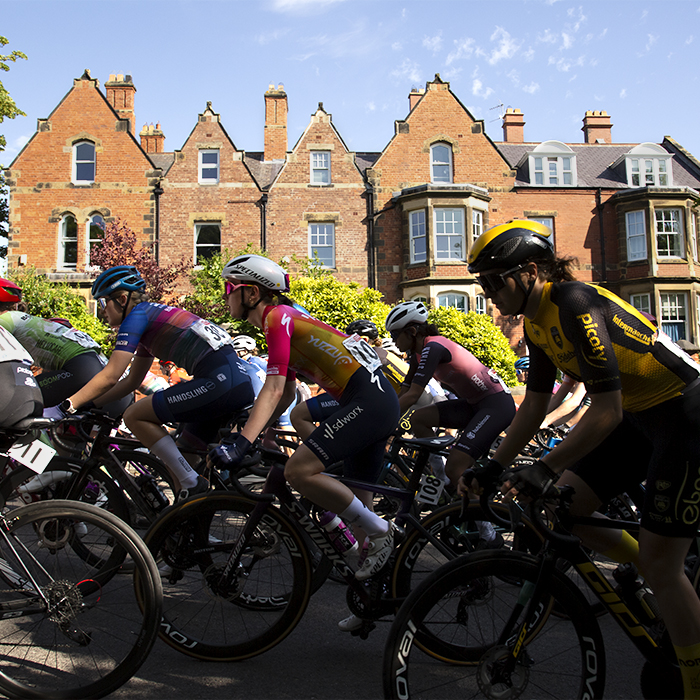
[105,73,136,133]
[582,110,612,144]
[264,83,288,161]
[502,108,525,143]
[140,123,165,154]
[408,87,425,112]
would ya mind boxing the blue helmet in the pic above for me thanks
[91,266,146,299]
[514,357,530,370]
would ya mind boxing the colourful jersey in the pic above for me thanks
[115,302,232,375]
[525,281,700,412]
[263,304,370,398]
[0,311,99,370]
[406,335,508,403]
[376,346,409,395]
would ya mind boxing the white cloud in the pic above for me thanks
[391,59,421,84]
[442,66,463,80]
[423,33,443,53]
[599,28,608,39]
[366,102,376,112]
[522,47,535,61]
[2,135,30,161]
[392,41,402,51]
[645,34,658,52]
[483,27,520,65]
[640,9,649,21]
[687,36,695,45]
[446,37,475,65]
[566,6,587,32]
[537,29,558,44]
[620,88,627,98]
[523,82,540,94]
[269,0,346,13]
[255,28,291,45]
[472,78,494,99]
[507,69,520,86]
[548,56,573,72]
[562,32,574,49]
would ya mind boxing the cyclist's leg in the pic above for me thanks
[38,351,103,408]
[291,393,339,440]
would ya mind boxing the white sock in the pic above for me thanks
[340,497,389,538]
[477,520,497,542]
[150,435,198,489]
[429,454,450,485]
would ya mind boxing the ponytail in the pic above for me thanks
[537,256,578,283]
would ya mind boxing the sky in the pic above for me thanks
[1,0,699,166]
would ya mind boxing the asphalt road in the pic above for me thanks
[112,575,645,700]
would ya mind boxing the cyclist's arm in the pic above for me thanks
[541,381,587,427]
[492,390,551,466]
[398,342,448,413]
[68,349,136,409]
[239,374,292,444]
[93,355,153,407]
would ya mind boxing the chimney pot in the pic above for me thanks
[582,110,613,143]
[264,83,288,161]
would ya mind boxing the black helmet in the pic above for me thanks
[468,220,554,274]
[91,265,145,299]
[345,319,378,339]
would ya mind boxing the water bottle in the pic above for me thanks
[612,562,660,624]
[135,474,169,512]
[319,511,358,555]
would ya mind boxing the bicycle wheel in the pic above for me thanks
[144,492,312,660]
[392,500,543,597]
[384,550,606,700]
[0,499,161,700]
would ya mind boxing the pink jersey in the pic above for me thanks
[263,305,364,398]
[410,335,508,403]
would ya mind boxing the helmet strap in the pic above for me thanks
[239,286,265,321]
[113,291,133,324]
[511,264,535,316]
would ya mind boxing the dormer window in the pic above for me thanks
[525,141,577,187]
[73,141,95,184]
[431,143,452,183]
[617,143,673,188]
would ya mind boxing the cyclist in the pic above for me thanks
[385,300,516,488]
[0,324,43,426]
[62,265,254,499]
[464,219,700,699]
[0,277,131,418]
[208,254,401,580]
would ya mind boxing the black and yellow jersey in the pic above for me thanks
[376,346,409,394]
[525,281,700,412]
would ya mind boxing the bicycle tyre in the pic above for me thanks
[384,550,606,700]
[144,492,312,660]
[0,499,161,699]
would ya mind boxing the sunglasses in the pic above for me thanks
[475,264,527,293]
[98,297,112,310]
[390,329,404,341]
[224,282,252,296]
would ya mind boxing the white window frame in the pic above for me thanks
[526,141,577,187]
[472,209,484,241]
[690,212,698,262]
[72,141,95,184]
[411,295,427,304]
[475,294,487,314]
[430,143,453,184]
[655,208,684,258]
[437,292,467,312]
[434,208,465,261]
[630,293,651,316]
[86,214,105,269]
[59,214,78,269]
[199,149,219,184]
[409,210,427,264]
[310,151,331,185]
[528,216,554,234]
[625,210,647,261]
[308,222,335,268]
[194,222,221,265]
[621,143,673,188]
[660,292,688,342]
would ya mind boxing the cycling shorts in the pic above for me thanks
[152,347,255,445]
[569,380,700,537]
[305,368,399,482]
[38,351,133,418]
[0,362,43,427]
[434,392,516,459]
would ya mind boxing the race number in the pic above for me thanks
[415,474,444,506]
[342,334,381,374]
[64,328,100,350]
[8,439,56,474]
[191,319,233,350]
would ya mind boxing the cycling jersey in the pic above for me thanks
[0,311,100,370]
[525,282,700,412]
[405,335,508,403]
[115,303,232,375]
[263,304,369,397]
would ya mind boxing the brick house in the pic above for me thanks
[5,70,700,345]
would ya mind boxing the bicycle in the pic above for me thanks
[0,416,163,699]
[382,477,693,699]
[143,434,543,661]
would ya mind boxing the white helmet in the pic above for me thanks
[385,301,429,333]
[222,254,290,292]
[232,335,257,353]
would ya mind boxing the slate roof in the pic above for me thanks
[496,142,700,189]
[354,152,381,175]
[244,152,284,190]
[148,153,175,176]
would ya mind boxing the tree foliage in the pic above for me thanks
[9,267,112,351]
[427,305,519,386]
[0,35,26,153]
[88,218,189,303]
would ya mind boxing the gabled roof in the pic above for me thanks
[355,152,380,175]
[244,152,284,190]
[496,142,700,189]
[148,153,175,176]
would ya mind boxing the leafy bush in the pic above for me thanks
[427,306,519,387]
[9,267,112,351]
